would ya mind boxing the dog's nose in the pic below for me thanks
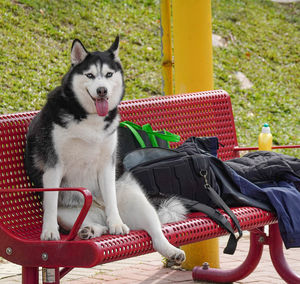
[96,87,108,97]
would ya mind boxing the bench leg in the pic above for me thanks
[22,265,72,283]
[269,223,300,284]
[22,267,39,284]
[192,230,264,283]
[60,267,73,279]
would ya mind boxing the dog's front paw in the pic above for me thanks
[41,225,60,241]
[109,223,130,235]
[107,218,130,235]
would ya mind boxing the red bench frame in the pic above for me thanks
[0,90,299,283]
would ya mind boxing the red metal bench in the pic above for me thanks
[0,90,299,283]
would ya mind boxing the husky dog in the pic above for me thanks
[25,37,186,263]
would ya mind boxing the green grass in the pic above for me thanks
[0,0,299,156]
[211,0,299,156]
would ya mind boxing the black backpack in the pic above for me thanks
[122,137,272,254]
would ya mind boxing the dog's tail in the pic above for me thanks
[157,196,187,224]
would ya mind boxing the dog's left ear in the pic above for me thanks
[108,35,120,59]
[71,39,88,65]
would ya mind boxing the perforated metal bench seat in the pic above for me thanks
[0,189,277,268]
[0,90,299,284]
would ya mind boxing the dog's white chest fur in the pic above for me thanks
[53,114,118,205]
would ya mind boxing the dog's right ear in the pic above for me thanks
[71,39,88,65]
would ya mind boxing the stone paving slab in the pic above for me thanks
[0,235,299,283]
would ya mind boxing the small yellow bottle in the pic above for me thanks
[258,123,273,151]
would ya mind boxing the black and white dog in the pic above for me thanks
[25,37,186,263]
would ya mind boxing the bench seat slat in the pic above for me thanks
[0,190,277,267]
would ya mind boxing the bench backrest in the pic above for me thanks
[0,90,238,191]
[0,90,239,239]
[119,90,239,159]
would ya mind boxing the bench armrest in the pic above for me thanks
[0,187,93,241]
[234,145,300,151]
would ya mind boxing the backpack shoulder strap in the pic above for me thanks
[199,169,243,254]
[180,198,240,254]
[191,154,242,254]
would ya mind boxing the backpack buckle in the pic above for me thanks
[200,170,212,190]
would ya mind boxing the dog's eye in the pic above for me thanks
[85,73,95,79]
[105,72,113,78]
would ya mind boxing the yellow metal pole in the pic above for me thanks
[172,0,214,94]
[172,0,219,270]
[160,0,173,95]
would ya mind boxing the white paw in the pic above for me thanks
[78,225,108,240]
[168,248,186,264]
[107,218,130,235]
[154,242,186,264]
[40,225,60,241]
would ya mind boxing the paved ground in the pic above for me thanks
[1,235,299,283]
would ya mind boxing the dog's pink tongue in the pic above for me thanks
[95,98,109,116]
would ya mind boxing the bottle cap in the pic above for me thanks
[262,123,271,134]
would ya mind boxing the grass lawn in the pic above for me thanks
[0,0,299,156]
